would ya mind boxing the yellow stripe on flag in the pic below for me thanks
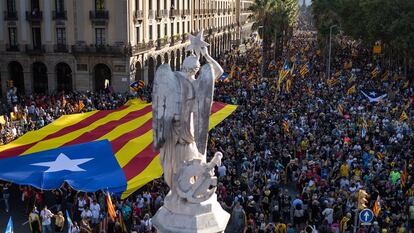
[0,111,98,153]
[21,104,148,155]
[116,130,153,167]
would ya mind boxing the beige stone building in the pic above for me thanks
[0,0,253,96]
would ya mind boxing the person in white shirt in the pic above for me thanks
[218,164,227,177]
[81,206,93,222]
[90,200,101,225]
[322,205,334,225]
[40,205,54,233]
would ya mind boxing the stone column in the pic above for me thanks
[43,0,52,50]
[19,0,28,43]
[1,70,7,97]
[48,71,55,94]
[0,2,4,43]
[24,71,32,95]
[143,66,149,84]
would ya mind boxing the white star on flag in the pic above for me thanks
[186,30,209,58]
[31,153,93,173]
[369,91,377,96]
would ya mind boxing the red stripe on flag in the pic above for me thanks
[123,144,156,180]
[43,105,129,140]
[110,119,152,153]
[0,106,128,159]
[62,105,152,147]
[122,102,228,181]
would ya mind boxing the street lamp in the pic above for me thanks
[327,24,337,79]
[258,25,264,76]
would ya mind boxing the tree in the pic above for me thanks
[312,0,414,72]
[249,0,298,67]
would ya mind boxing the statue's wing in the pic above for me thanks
[152,64,181,151]
[193,63,215,155]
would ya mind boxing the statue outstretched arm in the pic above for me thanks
[201,47,224,80]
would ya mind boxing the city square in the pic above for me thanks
[0,0,413,232]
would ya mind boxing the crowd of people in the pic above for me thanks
[0,30,413,233]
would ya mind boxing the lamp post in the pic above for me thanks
[327,24,337,79]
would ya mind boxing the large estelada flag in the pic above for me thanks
[0,99,237,198]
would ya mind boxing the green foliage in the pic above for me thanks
[249,0,298,45]
[312,0,414,60]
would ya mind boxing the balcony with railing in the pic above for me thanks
[157,37,170,49]
[4,11,18,20]
[54,44,68,52]
[132,41,155,54]
[148,10,154,19]
[170,9,180,18]
[89,10,109,22]
[25,44,46,54]
[71,44,126,55]
[170,35,181,45]
[26,10,43,22]
[133,10,143,23]
[52,10,67,20]
[6,44,19,52]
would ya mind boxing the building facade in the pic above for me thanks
[0,0,252,96]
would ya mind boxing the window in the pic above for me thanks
[55,0,64,12]
[171,23,174,35]
[157,24,161,39]
[177,22,180,34]
[164,24,167,36]
[136,27,140,42]
[31,0,40,11]
[56,28,66,45]
[32,27,42,49]
[182,22,185,33]
[149,25,153,40]
[7,0,16,13]
[187,22,190,33]
[8,28,17,47]
[149,0,152,10]
[164,0,167,9]
[95,28,105,45]
[95,0,105,11]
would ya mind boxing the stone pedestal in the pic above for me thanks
[152,194,230,233]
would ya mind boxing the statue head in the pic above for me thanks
[181,55,200,76]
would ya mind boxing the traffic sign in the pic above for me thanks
[359,209,374,224]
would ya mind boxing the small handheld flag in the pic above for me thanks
[106,192,116,221]
[400,111,408,122]
[346,85,356,95]
[372,195,381,217]
[130,80,145,92]
[66,210,73,233]
[5,217,13,233]
[371,65,381,78]
[282,121,289,133]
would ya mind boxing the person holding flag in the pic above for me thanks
[29,207,41,233]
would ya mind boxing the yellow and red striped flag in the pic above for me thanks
[285,78,292,94]
[0,99,237,198]
[381,71,389,81]
[346,85,356,95]
[338,104,344,116]
[401,162,408,188]
[282,121,289,133]
[372,195,381,217]
[106,192,116,221]
[326,78,340,87]
[400,110,408,121]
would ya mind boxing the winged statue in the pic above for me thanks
[152,30,224,203]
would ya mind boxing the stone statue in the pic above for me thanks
[151,30,230,233]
